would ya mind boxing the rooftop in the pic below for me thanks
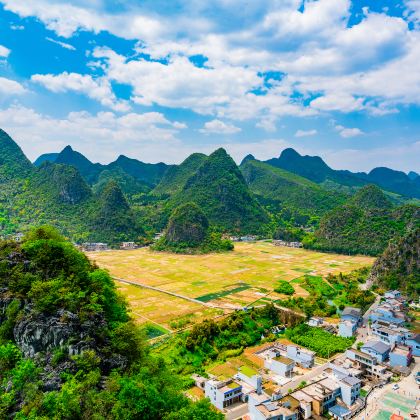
[240,365,258,377]
[274,355,294,365]
[340,376,361,387]
[391,345,411,356]
[361,340,390,354]
[341,307,362,318]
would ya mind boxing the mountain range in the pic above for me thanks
[1,128,419,255]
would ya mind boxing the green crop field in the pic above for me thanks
[88,242,374,329]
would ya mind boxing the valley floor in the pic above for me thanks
[88,241,373,333]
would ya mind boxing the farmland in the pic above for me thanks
[88,241,374,330]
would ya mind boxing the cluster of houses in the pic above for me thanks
[80,241,140,251]
[229,235,259,242]
[273,240,303,249]
[200,341,367,420]
[197,290,418,419]
[337,291,418,375]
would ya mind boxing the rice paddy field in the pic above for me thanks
[88,241,374,330]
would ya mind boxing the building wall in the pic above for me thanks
[338,322,356,338]
[360,347,389,363]
[406,339,420,357]
[287,346,314,368]
[389,352,410,367]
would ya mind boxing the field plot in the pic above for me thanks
[88,242,373,328]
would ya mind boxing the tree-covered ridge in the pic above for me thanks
[171,148,269,233]
[370,227,420,297]
[0,129,33,179]
[152,153,208,197]
[306,185,420,255]
[240,158,345,216]
[0,131,146,244]
[152,202,234,254]
[0,227,222,419]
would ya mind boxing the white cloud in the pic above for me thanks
[0,45,10,57]
[0,104,187,163]
[295,129,317,137]
[31,72,129,112]
[46,37,76,51]
[10,24,24,30]
[334,124,364,138]
[199,119,241,135]
[0,77,26,94]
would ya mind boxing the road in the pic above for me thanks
[354,357,420,420]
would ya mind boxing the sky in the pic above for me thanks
[0,0,419,172]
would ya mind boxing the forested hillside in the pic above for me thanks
[240,157,345,217]
[0,227,221,419]
[307,185,420,255]
[370,227,420,297]
[0,130,144,244]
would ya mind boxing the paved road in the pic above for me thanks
[354,357,420,420]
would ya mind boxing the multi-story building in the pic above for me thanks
[360,341,391,362]
[265,355,295,378]
[204,379,243,410]
[345,349,392,381]
[286,345,315,368]
[338,320,358,338]
[371,321,410,345]
[81,242,109,251]
[338,307,362,338]
[389,345,412,368]
[406,334,420,357]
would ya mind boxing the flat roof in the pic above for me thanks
[274,355,294,365]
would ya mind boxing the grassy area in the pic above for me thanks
[89,242,373,327]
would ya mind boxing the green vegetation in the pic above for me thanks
[285,324,354,358]
[370,227,420,298]
[280,268,375,317]
[155,304,303,376]
[0,131,146,245]
[169,148,269,234]
[0,227,221,419]
[152,202,234,254]
[307,185,420,255]
[240,158,345,217]
[274,280,295,295]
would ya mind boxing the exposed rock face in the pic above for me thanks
[13,308,104,358]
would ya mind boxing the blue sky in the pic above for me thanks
[0,0,419,172]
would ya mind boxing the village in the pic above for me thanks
[191,290,419,420]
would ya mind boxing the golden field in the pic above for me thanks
[88,241,374,330]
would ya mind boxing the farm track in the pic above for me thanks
[112,276,235,310]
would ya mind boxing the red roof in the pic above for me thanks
[390,414,404,420]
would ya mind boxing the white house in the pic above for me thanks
[204,379,242,410]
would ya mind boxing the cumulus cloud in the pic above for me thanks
[0,44,10,57]
[199,119,241,135]
[31,72,129,112]
[0,77,26,94]
[334,124,364,138]
[0,104,187,163]
[295,129,317,137]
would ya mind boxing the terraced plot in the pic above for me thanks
[88,242,373,328]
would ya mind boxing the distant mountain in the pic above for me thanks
[90,181,144,243]
[54,145,104,183]
[265,148,364,188]
[240,158,345,217]
[108,155,170,187]
[370,227,419,297]
[308,185,420,255]
[0,130,145,244]
[152,153,207,196]
[408,171,419,180]
[359,167,420,199]
[0,129,33,179]
[33,152,59,167]
[265,148,420,199]
[171,148,269,233]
